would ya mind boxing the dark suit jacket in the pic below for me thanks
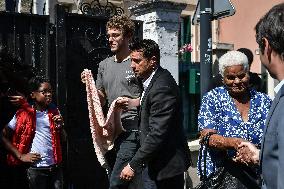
[129,67,191,181]
[260,84,284,189]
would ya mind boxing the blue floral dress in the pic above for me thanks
[197,86,272,177]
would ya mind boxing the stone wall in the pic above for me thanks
[0,0,31,12]
[0,0,5,11]
[130,1,186,84]
[21,0,31,12]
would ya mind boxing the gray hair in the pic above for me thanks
[219,50,249,76]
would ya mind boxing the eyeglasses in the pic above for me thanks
[255,48,260,55]
[37,89,53,95]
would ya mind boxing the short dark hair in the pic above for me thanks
[28,76,50,93]
[255,3,284,56]
[237,48,254,66]
[129,39,160,64]
[106,14,135,38]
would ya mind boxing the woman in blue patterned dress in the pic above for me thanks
[198,50,271,188]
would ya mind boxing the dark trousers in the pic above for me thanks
[27,165,63,189]
[5,165,29,189]
[155,174,184,189]
[108,131,141,189]
[142,167,184,189]
[142,167,157,189]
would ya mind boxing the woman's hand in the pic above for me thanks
[199,129,246,150]
[230,137,246,150]
[199,129,217,143]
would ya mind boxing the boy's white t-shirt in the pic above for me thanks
[8,110,55,167]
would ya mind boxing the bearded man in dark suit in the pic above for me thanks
[120,39,191,189]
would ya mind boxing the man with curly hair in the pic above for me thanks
[81,14,142,189]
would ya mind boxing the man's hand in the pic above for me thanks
[81,70,87,84]
[234,141,260,165]
[116,97,140,111]
[120,164,135,181]
[52,114,64,128]
[8,95,25,107]
[20,153,41,163]
[116,97,130,111]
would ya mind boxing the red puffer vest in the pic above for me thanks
[7,102,62,166]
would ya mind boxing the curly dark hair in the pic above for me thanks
[28,76,50,93]
[106,14,135,38]
[255,3,284,57]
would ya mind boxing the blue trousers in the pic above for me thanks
[108,131,141,189]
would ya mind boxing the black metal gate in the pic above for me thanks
[55,6,113,189]
[54,5,142,188]
[0,4,142,189]
[0,11,49,77]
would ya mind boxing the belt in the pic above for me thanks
[115,130,140,143]
[30,164,60,172]
[124,129,139,132]
[121,118,138,130]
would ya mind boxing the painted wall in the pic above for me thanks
[218,0,283,73]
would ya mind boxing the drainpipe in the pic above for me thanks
[200,0,213,97]
[33,0,46,15]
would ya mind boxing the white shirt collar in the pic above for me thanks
[140,69,157,105]
[274,79,284,94]
[143,69,157,91]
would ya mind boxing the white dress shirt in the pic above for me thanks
[140,69,157,104]
[274,79,284,94]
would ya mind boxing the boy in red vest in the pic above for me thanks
[2,76,63,189]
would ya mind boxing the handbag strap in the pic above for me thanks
[199,132,215,180]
